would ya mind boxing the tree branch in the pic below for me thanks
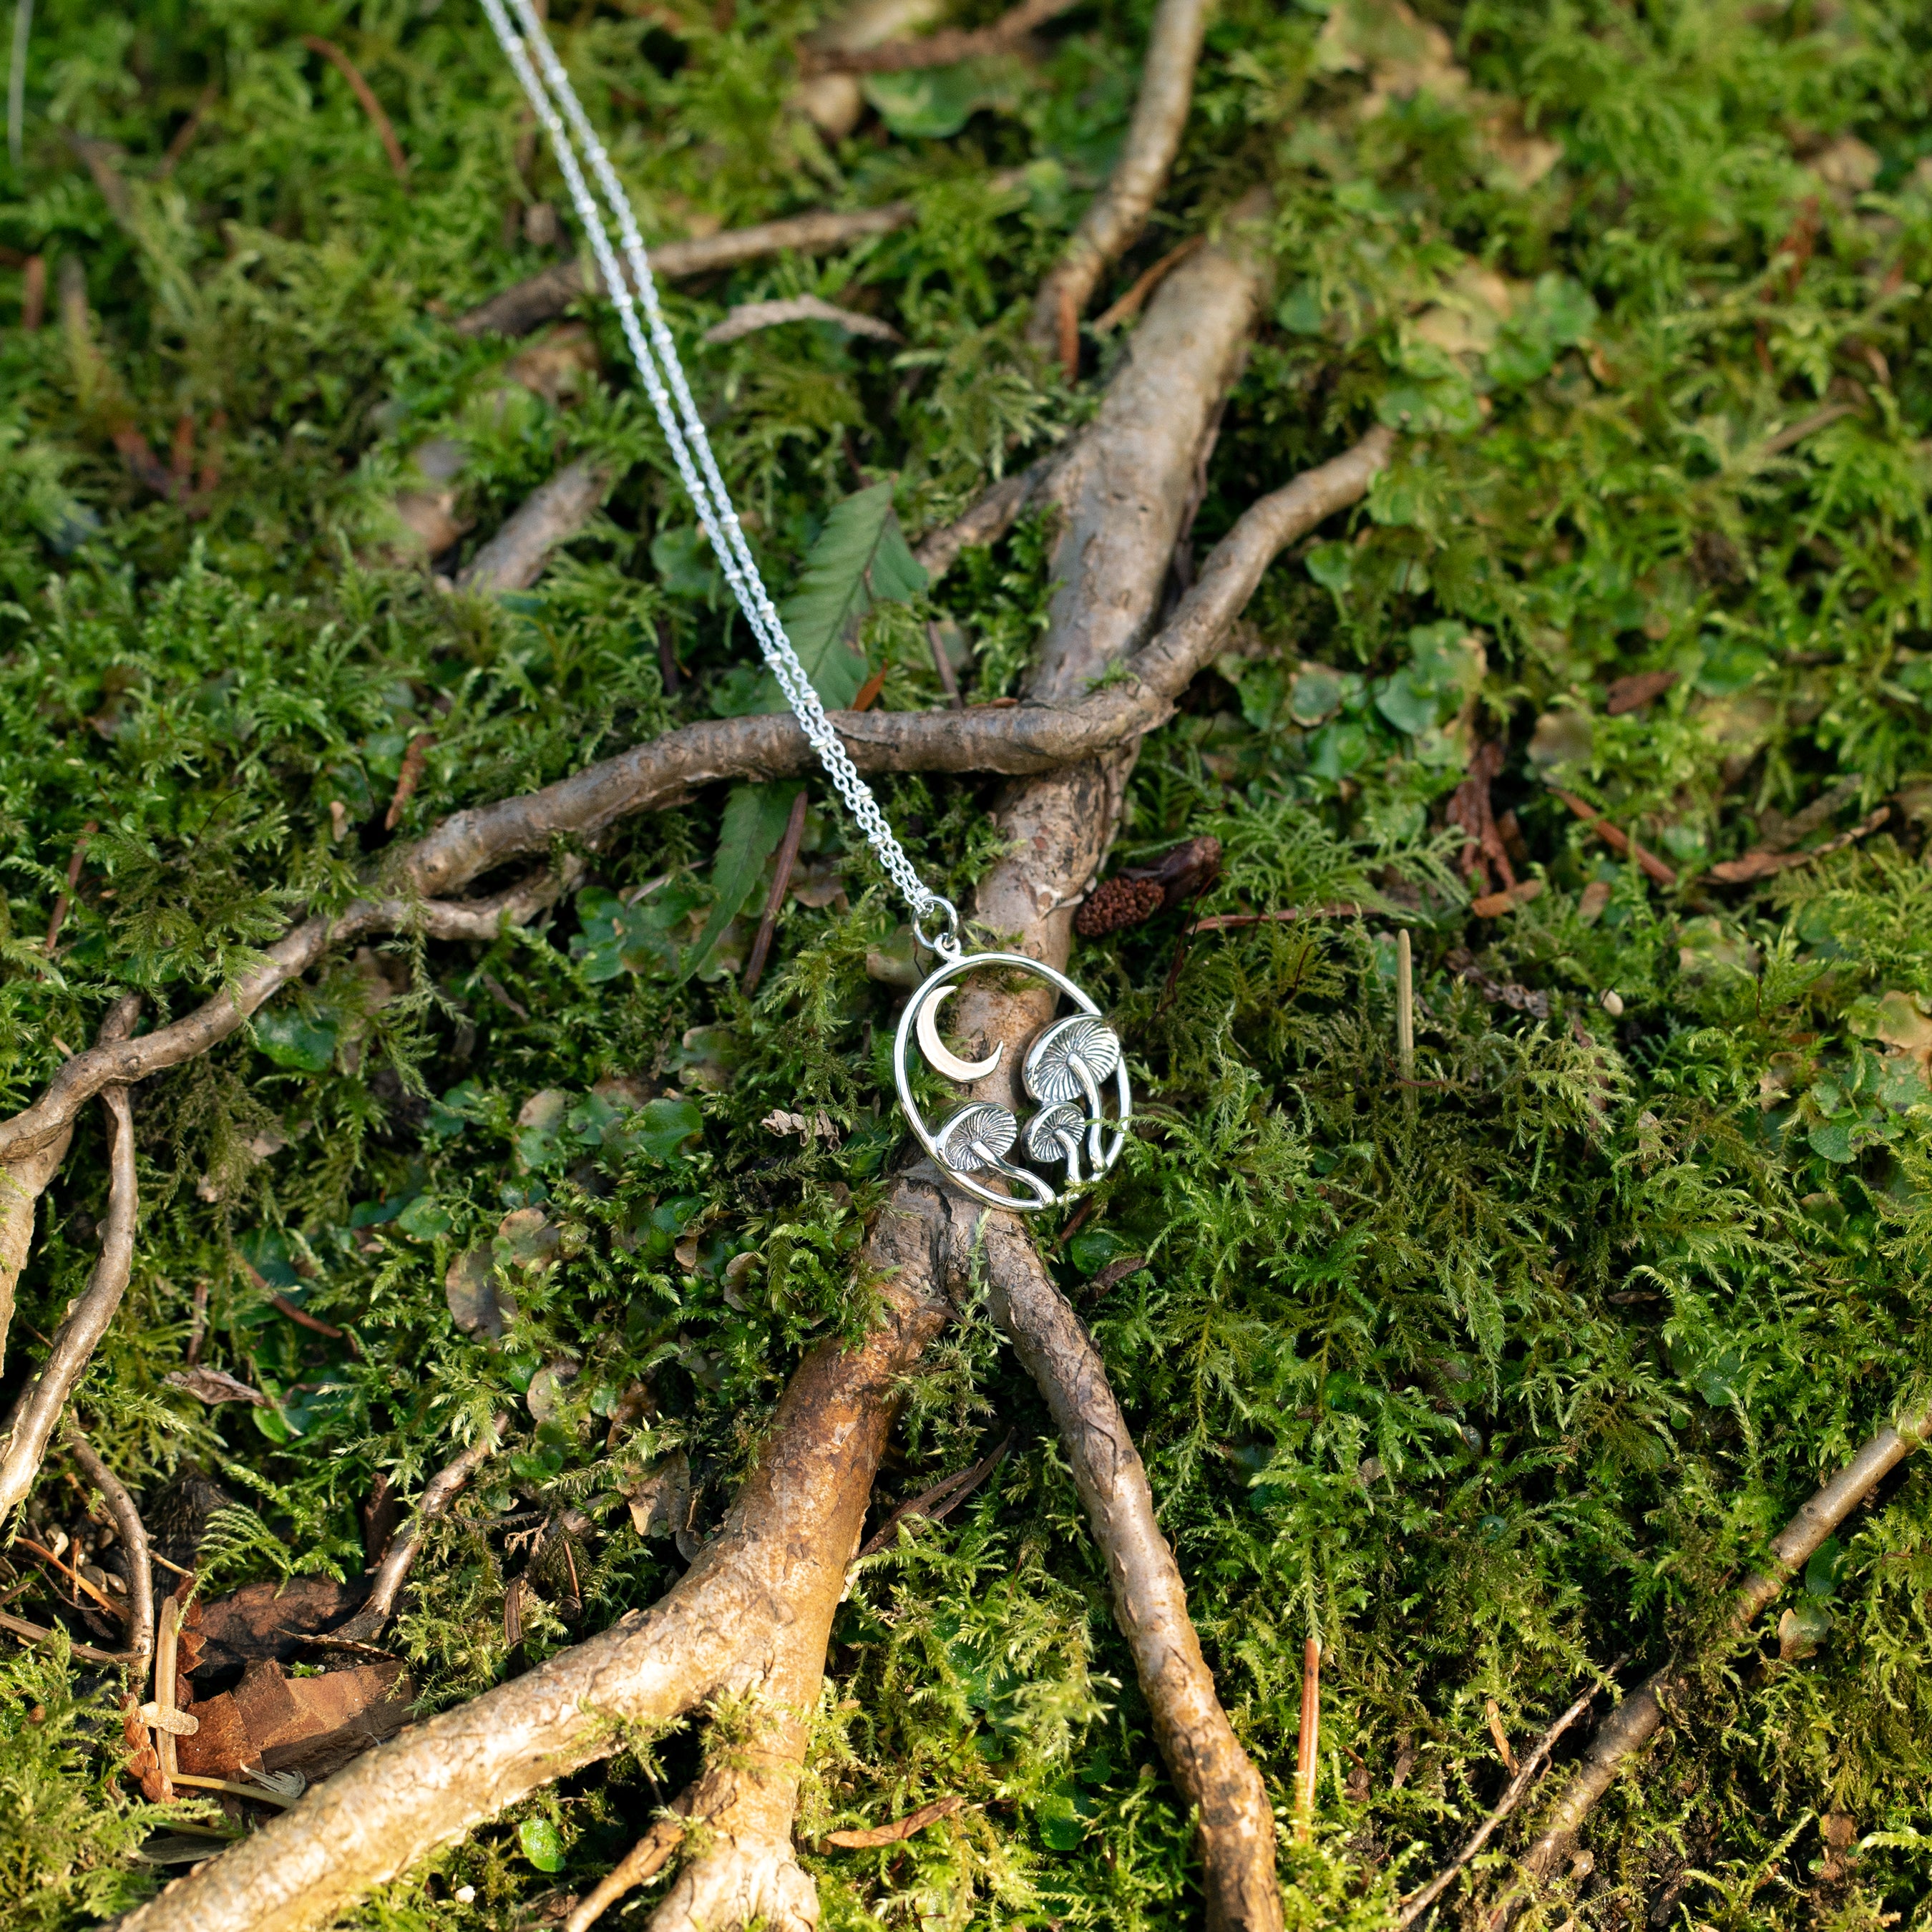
[456,458,614,595]
[66,1425,155,1686]
[1026,0,1214,362]
[0,1121,73,1377]
[0,1065,137,1523]
[1507,1395,1932,1904]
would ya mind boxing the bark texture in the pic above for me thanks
[1026,0,1214,351]
[0,1121,72,1377]
[119,1194,961,1932]
[0,1082,135,1523]
[981,1223,1283,1931]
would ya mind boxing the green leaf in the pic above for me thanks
[631,1097,704,1163]
[1304,542,1354,594]
[396,1196,452,1241]
[1808,1119,1858,1164]
[1068,1229,1133,1275]
[253,1006,338,1073]
[863,57,1031,139]
[1805,1537,1843,1599]
[519,1818,566,1873]
[684,781,804,980]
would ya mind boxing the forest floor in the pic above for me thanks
[5,0,1932,1929]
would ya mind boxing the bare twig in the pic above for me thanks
[805,0,1075,73]
[925,620,964,708]
[1395,927,1415,1116]
[0,1120,74,1377]
[911,456,1055,584]
[336,1417,507,1640]
[385,732,435,831]
[1549,788,1677,888]
[856,1430,1012,1558]
[44,817,96,952]
[702,293,902,346]
[65,1430,157,1684]
[456,457,613,595]
[564,1767,736,1932]
[0,1606,126,1665]
[1508,1397,1932,1900]
[16,1531,125,1620]
[0,1002,140,1523]
[742,789,809,997]
[157,79,220,177]
[825,1793,963,1846]
[1396,1672,1612,1928]
[303,35,409,182]
[1093,233,1205,333]
[1294,1639,1319,1843]
[980,1226,1281,1931]
[457,205,919,338]
[1027,0,1214,358]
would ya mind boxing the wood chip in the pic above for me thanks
[702,295,903,346]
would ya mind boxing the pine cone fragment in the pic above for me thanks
[1075,877,1164,937]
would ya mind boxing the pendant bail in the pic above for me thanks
[913,894,962,961]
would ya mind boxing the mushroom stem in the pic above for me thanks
[1055,1131,1084,1185]
[975,1138,1058,1207]
[1070,1053,1108,1170]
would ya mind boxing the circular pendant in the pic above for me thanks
[892,950,1131,1212]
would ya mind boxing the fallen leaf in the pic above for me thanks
[1471,879,1544,917]
[1871,990,1932,1075]
[445,1244,518,1338]
[1604,668,1679,715]
[625,1454,693,1538]
[498,1206,562,1271]
[177,1657,411,1783]
[167,1366,268,1407]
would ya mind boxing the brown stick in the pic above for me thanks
[303,35,409,182]
[1094,233,1206,333]
[856,1429,1012,1558]
[157,81,221,178]
[44,818,97,952]
[22,254,47,332]
[456,457,613,595]
[805,0,1076,73]
[0,997,141,1524]
[741,789,809,997]
[0,1606,127,1665]
[1396,1674,1608,1928]
[910,457,1055,584]
[825,1793,964,1846]
[1549,788,1677,888]
[64,1426,156,1683]
[1294,1639,1319,1843]
[457,205,919,338]
[0,431,1389,1174]
[119,1189,961,1932]
[564,1769,737,1932]
[1026,0,1214,352]
[384,733,435,831]
[335,1418,506,1641]
[1511,1396,1932,1896]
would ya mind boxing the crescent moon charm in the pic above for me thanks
[893,950,1131,1214]
[914,985,1004,1083]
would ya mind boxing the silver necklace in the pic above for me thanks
[480,0,1129,1210]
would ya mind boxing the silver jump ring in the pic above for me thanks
[912,896,962,957]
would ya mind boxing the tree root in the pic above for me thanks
[456,457,613,594]
[980,1222,1284,1932]
[1499,1393,1932,1916]
[456,205,925,338]
[0,1119,73,1376]
[336,1417,507,1643]
[67,1424,156,1684]
[1026,0,1213,362]
[118,1183,964,1932]
[0,998,141,1525]
[564,1767,736,1932]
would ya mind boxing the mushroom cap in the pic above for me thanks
[1023,1102,1086,1163]
[1023,1015,1122,1104]
[935,1103,1020,1172]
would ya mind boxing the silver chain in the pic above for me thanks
[479,0,956,951]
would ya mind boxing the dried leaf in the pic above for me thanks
[167,1366,268,1407]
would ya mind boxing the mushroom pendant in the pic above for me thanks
[892,949,1131,1212]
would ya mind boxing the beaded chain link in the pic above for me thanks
[479,0,958,952]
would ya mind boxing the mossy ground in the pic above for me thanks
[4,0,1932,1927]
